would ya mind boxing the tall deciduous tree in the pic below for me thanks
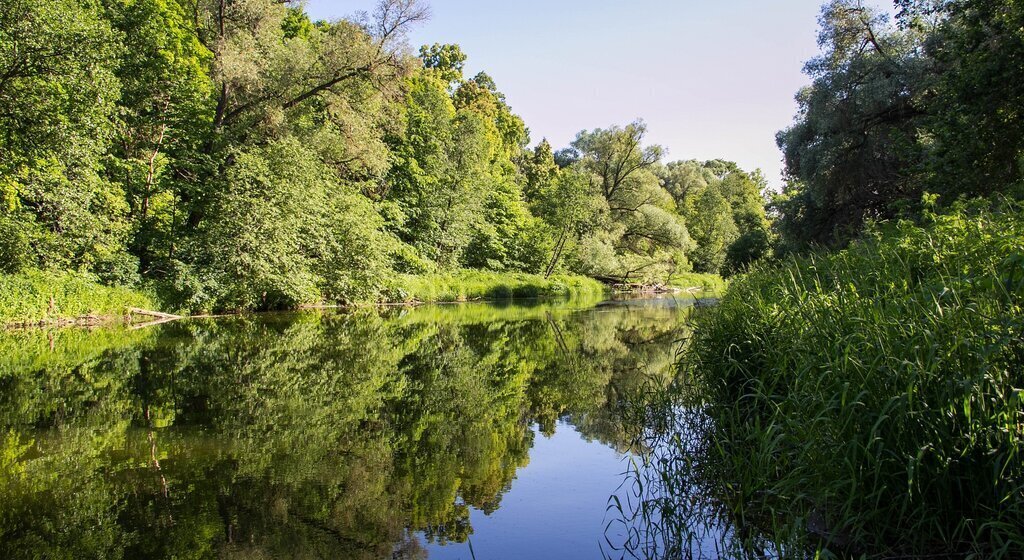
[775,0,1024,251]
[567,122,692,283]
[776,0,928,247]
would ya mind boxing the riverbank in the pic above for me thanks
[2,270,602,327]
[387,271,608,303]
[666,272,727,294]
[2,267,724,328]
[670,204,1024,557]
[0,270,158,328]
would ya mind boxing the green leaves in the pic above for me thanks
[0,0,130,276]
[563,122,693,283]
[777,0,1024,249]
[420,43,467,86]
[0,0,767,310]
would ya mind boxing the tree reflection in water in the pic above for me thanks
[0,297,691,559]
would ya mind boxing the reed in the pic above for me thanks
[675,202,1024,557]
[608,203,1024,558]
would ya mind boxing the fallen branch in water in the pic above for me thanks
[129,316,182,330]
[128,307,182,320]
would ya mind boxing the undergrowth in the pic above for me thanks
[1,270,156,326]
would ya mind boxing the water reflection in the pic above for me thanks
[601,370,783,560]
[0,297,692,559]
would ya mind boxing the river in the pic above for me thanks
[0,296,695,559]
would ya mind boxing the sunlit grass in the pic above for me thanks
[0,270,156,326]
[666,272,727,295]
[388,270,608,303]
[617,202,1024,558]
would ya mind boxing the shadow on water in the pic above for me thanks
[0,296,699,559]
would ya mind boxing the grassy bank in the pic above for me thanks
[667,272,726,294]
[676,204,1024,557]
[387,270,608,303]
[0,270,157,326]
[1,269,610,327]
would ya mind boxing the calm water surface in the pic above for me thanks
[0,296,693,559]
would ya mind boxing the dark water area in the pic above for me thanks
[0,296,696,559]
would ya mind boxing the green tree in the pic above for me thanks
[776,0,928,247]
[101,0,213,272]
[0,0,130,278]
[567,121,691,283]
[420,42,467,86]
[522,139,560,202]
[159,0,425,307]
[686,184,738,274]
[901,0,1024,199]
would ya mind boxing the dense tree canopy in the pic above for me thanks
[0,0,768,311]
[775,0,1024,250]
[5,0,1020,306]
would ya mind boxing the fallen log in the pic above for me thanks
[128,308,182,320]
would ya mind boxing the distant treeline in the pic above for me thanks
[0,0,768,312]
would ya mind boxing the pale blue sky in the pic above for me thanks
[304,0,893,187]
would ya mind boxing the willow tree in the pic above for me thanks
[775,0,929,247]
[564,121,691,283]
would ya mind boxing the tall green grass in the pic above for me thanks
[0,270,156,326]
[668,203,1024,557]
[387,270,608,303]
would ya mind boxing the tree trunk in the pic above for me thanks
[544,224,570,278]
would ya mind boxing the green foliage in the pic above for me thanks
[776,1,927,247]
[672,203,1024,557]
[389,270,607,303]
[101,0,213,269]
[660,160,773,275]
[0,270,156,325]
[686,184,738,273]
[0,0,132,278]
[0,0,767,312]
[896,0,1024,200]
[464,180,553,272]
[560,121,700,283]
[169,138,393,311]
[776,0,1024,249]
[386,71,488,268]
[420,42,467,86]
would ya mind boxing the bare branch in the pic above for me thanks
[372,0,430,47]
